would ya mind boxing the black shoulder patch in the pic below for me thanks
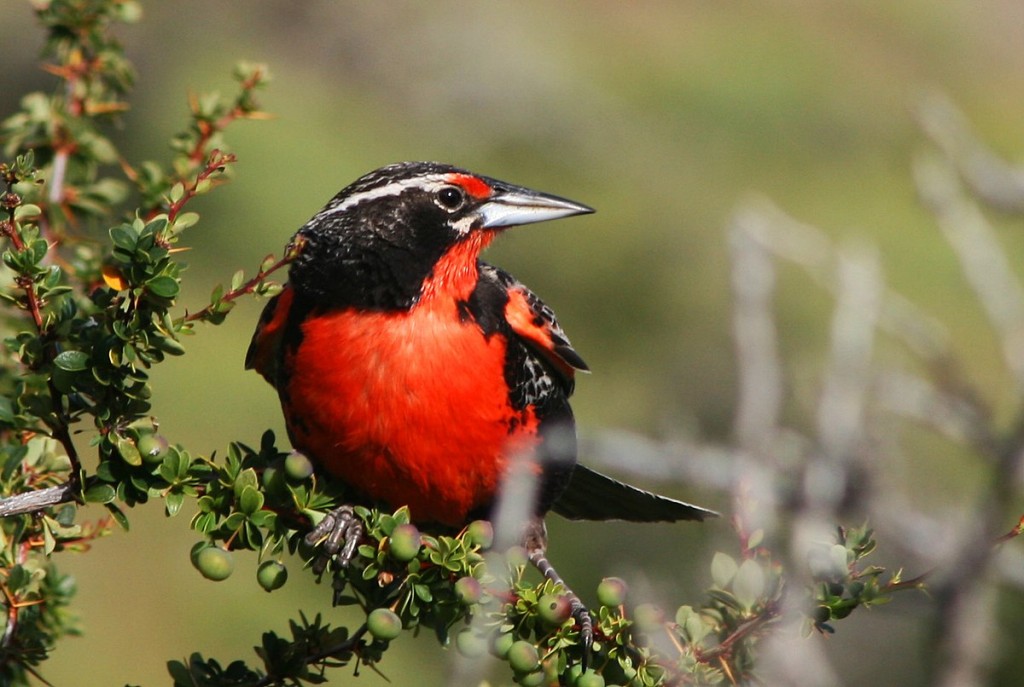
[468,262,576,413]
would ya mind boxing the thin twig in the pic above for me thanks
[182,246,299,324]
[165,150,237,225]
[696,600,782,664]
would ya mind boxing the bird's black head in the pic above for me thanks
[288,162,593,310]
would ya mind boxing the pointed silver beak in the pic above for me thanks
[478,187,594,229]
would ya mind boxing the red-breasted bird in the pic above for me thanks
[246,161,715,658]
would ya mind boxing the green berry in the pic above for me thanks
[465,520,494,549]
[388,523,422,562]
[489,631,515,658]
[193,546,234,581]
[454,576,482,604]
[597,577,628,607]
[455,628,487,658]
[136,433,169,464]
[256,560,288,592]
[283,451,315,481]
[262,465,284,492]
[632,603,664,633]
[576,671,606,687]
[537,593,572,626]
[189,540,208,567]
[505,545,528,568]
[515,669,545,687]
[366,608,403,641]
[507,640,540,674]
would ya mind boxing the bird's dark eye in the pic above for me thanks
[436,186,465,210]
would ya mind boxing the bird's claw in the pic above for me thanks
[305,504,363,576]
[524,518,595,671]
[566,589,594,670]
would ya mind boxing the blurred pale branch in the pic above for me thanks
[578,91,1024,687]
[914,90,1024,215]
[914,150,1024,395]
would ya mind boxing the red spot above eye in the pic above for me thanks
[448,174,492,199]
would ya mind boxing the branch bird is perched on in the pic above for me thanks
[246,161,716,663]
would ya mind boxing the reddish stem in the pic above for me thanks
[163,150,237,225]
[183,248,299,324]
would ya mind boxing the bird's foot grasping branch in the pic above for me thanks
[305,504,364,575]
[522,518,595,670]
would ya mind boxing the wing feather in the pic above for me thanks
[245,286,296,387]
[479,264,588,387]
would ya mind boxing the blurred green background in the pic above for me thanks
[4,1,1024,684]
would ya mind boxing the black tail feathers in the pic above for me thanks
[551,464,717,523]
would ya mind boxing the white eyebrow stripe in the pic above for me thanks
[314,174,454,220]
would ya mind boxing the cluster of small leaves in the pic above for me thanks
[0,1,287,681]
[174,435,489,683]
[614,525,920,686]
[177,450,677,687]
[0,434,104,684]
[1,0,139,229]
[0,546,79,686]
[129,61,270,215]
[189,432,337,557]
[805,525,911,635]
[168,613,360,687]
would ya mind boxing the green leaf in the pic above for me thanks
[166,660,192,685]
[53,350,89,371]
[116,435,142,466]
[0,396,14,424]
[147,276,180,299]
[675,605,709,644]
[84,483,116,504]
[29,238,49,264]
[414,583,433,603]
[239,485,264,516]
[169,182,186,203]
[732,559,766,609]
[174,212,200,229]
[110,224,138,250]
[105,502,131,531]
[154,336,186,356]
[14,204,41,220]
[42,519,56,555]
[233,467,259,497]
[710,552,738,588]
[166,491,185,517]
